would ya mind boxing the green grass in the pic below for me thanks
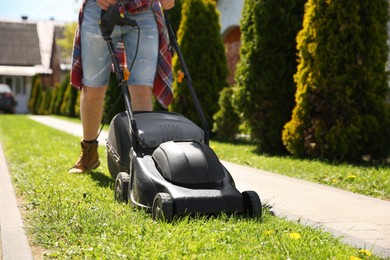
[209,141,390,200]
[0,115,384,259]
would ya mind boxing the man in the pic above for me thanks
[69,0,175,173]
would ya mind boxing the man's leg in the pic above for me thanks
[81,86,108,140]
[68,85,107,173]
[129,85,153,111]
[121,9,157,112]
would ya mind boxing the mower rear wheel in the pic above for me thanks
[115,172,130,203]
[152,193,173,222]
[242,191,262,218]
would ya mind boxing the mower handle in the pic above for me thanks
[163,11,210,144]
[99,5,138,38]
[99,4,140,149]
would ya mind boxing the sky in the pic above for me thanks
[0,0,80,23]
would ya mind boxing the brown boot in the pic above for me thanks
[68,140,100,173]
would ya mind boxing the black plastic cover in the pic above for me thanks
[152,140,225,185]
[106,111,205,179]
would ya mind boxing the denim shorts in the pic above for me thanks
[80,0,158,87]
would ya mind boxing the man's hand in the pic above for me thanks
[160,0,175,10]
[97,0,175,11]
[97,0,117,10]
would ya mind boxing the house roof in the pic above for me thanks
[0,20,66,75]
[0,21,41,66]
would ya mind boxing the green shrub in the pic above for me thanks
[234,0,305,154]
[38,87,53,115]
[169,0,229,133]
[47,83,59,114]
[28,75,42,114]
[213,86,241,140]
[282,0,390,162]
[167,0,183,38]
[103,73,125,123]
[74,91,81,118]
[53,75,70,115]
[60,82,78,118]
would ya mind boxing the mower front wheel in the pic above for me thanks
[152,193,173,222]
[115,172,130,203]
[242,191,262,218]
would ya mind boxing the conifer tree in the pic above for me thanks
[213,86,240,139]
[60,82,78,117]
[282,0,390,162]
[28,75,40,113]
[167,0,183,37]
[234,0,305,153]
[170,0,228,131]
[53,75,69,115]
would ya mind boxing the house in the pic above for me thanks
[0,18,68,114]
[217,0,244,85]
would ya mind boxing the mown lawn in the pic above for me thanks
[0,115,384,259]
[210,141,390,201]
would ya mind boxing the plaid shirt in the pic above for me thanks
[70,0,173,108]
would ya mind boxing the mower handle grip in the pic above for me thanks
[99,5,137,38]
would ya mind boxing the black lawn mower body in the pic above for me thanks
[102,6,262,221]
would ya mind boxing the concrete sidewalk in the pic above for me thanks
[1,115,389,258]
[0,143,34,260]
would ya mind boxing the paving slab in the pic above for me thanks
[1,115,389,258]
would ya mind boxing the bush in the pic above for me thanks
[28,75,42,114]
[167,0,183,38]
[233,0,305,154]
[282,0,390,162]
[47,83,59,114]
[103,73,125,123]
[169,0,229,133]
[53,75,69,115]
[60,82,78,118]
[38,87,53,115]
[212,86,241,140]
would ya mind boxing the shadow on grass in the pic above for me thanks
[89,170,114,188]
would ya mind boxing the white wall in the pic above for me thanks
[217,0,244,35]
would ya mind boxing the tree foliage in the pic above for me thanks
[104,73,125,123]
[282,0,390,162]
[169,0,229,132]
[213,86,241,140]
[234,0,306,153]
[56,22,77,61]
[52,75,70,115]
[28,75,41,114]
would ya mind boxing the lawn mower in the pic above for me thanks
[100,5,262,221]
